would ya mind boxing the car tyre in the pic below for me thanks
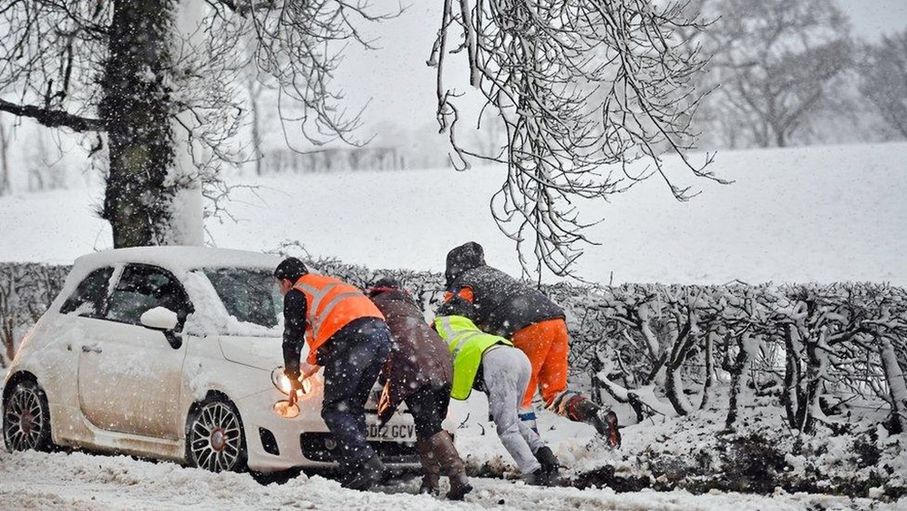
[185,395,247,473]
[3,378,53,452]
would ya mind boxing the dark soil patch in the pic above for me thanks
[569,465,654,492]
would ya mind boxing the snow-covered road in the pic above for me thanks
[0,449,897,511]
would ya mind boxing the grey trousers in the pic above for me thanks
[483,346,545,475]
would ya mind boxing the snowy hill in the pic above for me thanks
[0,142,904,285]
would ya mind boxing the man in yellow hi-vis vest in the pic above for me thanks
[434,298,559,486]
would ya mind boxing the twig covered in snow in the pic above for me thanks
[431,0,723,278]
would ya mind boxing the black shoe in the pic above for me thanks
[534,446,561,484]
[343,456,385,491]
[447,472,473,500]
[524,468,549,486]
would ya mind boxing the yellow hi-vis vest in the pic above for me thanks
[434,315,511,400]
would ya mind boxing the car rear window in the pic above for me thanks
[203,268,281,328]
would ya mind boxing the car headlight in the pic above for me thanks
[270,367,314,398]
[271,367,318,420]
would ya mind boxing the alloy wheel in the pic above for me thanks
[3,383,46,451]
[188,401,243,472]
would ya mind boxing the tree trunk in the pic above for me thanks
[782,325,801,429]
[0,120,9,196]
[665,363,693,416]
[775,127,787,148]
[879,336,907,433]
[699,330,715,410]
[799,330,827,434]
[167,0,205,246]
[99,0,178,248]
[250,79,263,176]
[724,333,751,431]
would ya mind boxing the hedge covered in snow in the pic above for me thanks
[0,262,70,366]
[2,259,906,436]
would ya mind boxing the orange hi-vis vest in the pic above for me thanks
[293,274,385,365]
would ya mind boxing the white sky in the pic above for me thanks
[333,0,907,135]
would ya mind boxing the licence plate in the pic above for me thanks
[366,422,416,442]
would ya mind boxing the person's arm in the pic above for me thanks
[300,361,319,379]
[281,289,308,380]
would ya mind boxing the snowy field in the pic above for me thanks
[0,142,905,285]
[2,143,907,509]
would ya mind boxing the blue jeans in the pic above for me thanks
[320,318,392,468]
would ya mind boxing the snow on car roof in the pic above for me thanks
[72,246,282,273]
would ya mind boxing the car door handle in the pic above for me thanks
[81,344,102,354]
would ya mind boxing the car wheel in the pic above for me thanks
[3,378,53,452]
[185,396,247,473]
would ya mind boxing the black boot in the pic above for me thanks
[524,468,549,486]
[534,446,560,484]
[343,455,385,491]
[428,431,473,500]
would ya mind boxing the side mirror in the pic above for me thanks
[140,307,179,331]
[140,307,183,349]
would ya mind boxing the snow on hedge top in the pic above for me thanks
[72,246,282,274]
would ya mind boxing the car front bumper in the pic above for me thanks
[236,389,421,473]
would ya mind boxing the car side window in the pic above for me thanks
[60,267,115,316]
[104,264,193,327]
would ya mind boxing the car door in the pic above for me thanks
[76,263,191,440]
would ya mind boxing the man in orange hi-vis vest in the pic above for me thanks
[275,257,391,491]
[443,243,621,454]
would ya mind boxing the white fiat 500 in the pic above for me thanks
[2,247,420,473]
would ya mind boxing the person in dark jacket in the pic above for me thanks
[367,277,472,500]
[444,242,621,451]
[275,257,391,491]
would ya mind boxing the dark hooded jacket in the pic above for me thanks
[369,286,453,424]
[445,242,565,338]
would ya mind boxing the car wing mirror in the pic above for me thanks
[140,307,179,330]
[140,307,182,349]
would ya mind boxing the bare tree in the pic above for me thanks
[860,30,907,139]
[697,0,854,149]
[0,0,389,247]
[245,69,269,176]
[430,0,721,278]
[0,116,9,196]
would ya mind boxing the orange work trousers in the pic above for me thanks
[510,318,569,409]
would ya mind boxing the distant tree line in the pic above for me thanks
[691,0,907,149]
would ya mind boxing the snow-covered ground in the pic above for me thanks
[2,142,906,509]
[0,445,898,511]
[2,392,904,510]
[1,143,905,285]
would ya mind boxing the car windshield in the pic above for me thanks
[203,268,281,329]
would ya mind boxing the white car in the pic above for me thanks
[2,247,422,473]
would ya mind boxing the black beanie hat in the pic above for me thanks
[274,257,308,282]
